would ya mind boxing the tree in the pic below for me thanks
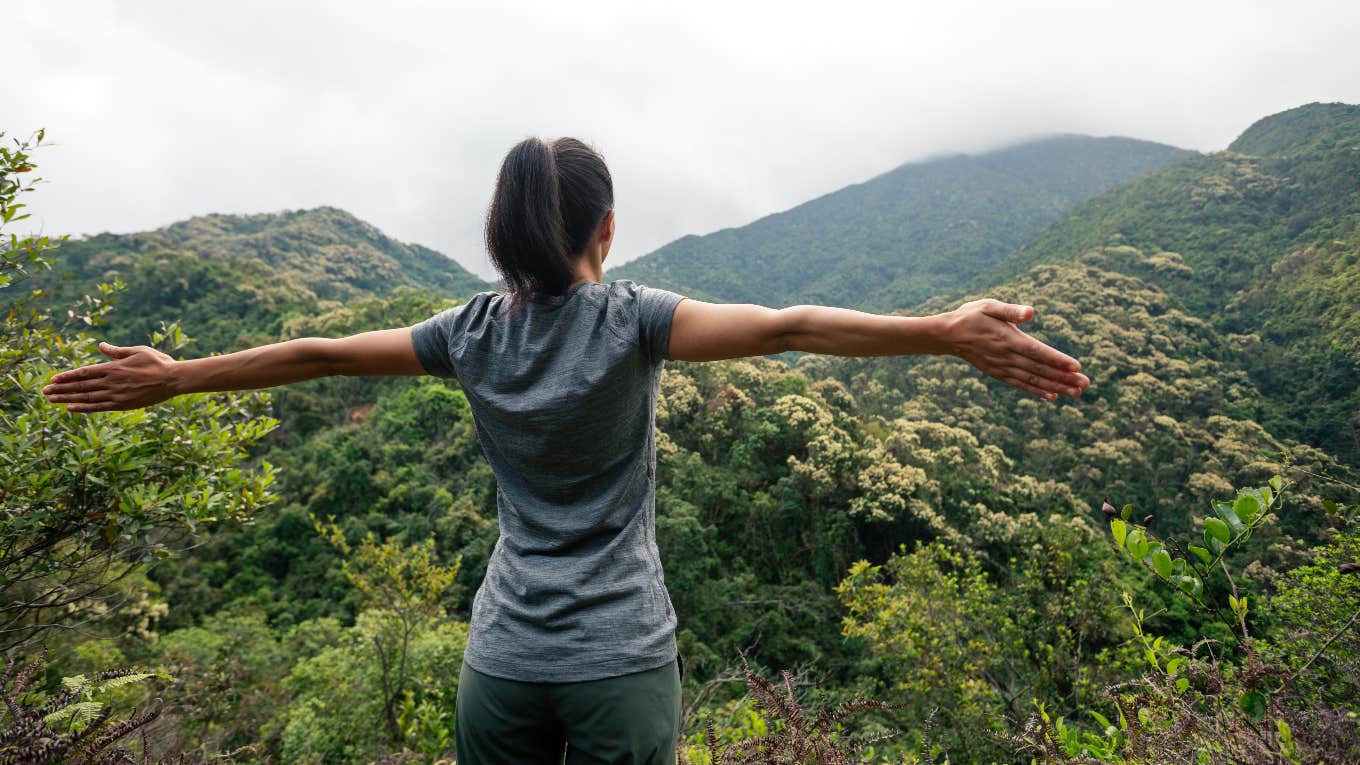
[0,129,279,650]
[314,518,462,752]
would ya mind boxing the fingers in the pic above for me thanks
[46,390,115,404]
[97,342,140,360]
[48,364,109,385]
[1000,366,1084,398]
[979,300,1034,325]
[999,374,1060,401]
[1007,355,1089,390]
[1011,331,1081,373]
[65,401,121,413]
[43,377,107,395]
[42,375,119,410]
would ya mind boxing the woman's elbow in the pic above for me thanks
[297,337,344,376]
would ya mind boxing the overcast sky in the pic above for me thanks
[10,1,1360,280]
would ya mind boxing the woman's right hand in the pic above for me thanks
[42,342,178,413]
[940,299,1089,401]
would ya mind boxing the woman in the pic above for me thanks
[42,136,1089,764]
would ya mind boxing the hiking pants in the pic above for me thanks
[454,658,682,765]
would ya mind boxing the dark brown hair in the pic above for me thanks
[485,137,613,309]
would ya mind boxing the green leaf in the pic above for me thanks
[1215,501,1246,535]
[1204,517,1231,544]
[1152,549,1173,578]
[1238,690,1266,722]
[1233,494,1260,524]
[1187,545,1212,566]
[1131,535,1150,560]
[1111,518,1127,548]
[1175,677,1190,693]
[1173,574,1203,597]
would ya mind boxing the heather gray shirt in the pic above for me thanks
[409,279,687,682]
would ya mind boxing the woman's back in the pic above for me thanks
[411,278,686,682]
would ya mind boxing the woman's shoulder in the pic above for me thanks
[602,279,685,302]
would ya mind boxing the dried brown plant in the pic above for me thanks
[692,656,905,765]
[0,650,167,765]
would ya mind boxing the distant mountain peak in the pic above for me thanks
[608,133,1193,311]
[1228,102,1360,156]
[158,206,374,241]
[56,206,491,309]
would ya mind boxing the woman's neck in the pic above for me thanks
[568,245,606,288]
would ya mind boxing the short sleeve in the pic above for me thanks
[635,284,686,364]
[409,297,481,379]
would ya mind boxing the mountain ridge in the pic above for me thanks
[33,205,491,354]
[608,134,1195,310]
[944,101,1360,464]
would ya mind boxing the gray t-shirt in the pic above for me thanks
[409,278,687,682]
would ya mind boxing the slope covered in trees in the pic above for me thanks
[971,102,1360,464]
[27,206,492,354]
[608,135,1193,311]
[131,245,1356,761]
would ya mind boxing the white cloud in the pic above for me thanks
[9,0,1360,279]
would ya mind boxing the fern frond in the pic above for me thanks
[94,672,161,694]
[43,700,103,728]
[60,674,92,695]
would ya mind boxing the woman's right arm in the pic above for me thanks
[42,328,427,413]
[666,298,1089,401]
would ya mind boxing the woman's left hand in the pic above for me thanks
[942,299,1090,400]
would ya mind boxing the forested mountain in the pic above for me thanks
[132,104,1354,761]
[28,206,491,353]
[608,135,1193,311]
[970,102,1360,463]
[7,105,1359,764]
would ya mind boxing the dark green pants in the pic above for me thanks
[454,659,681,765]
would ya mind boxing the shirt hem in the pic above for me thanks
[462,643,678,683]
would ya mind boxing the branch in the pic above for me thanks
[1279,603,1360,693]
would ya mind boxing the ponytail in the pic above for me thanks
[485,137,614,310]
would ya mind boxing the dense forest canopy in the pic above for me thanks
[3,103,1359,764]
[971,102,1360,465]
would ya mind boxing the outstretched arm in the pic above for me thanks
[667,298,1089,401]
[42,328,426,413]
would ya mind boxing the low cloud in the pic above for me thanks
[9,0,1360,279]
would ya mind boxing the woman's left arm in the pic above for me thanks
[42,328,426,413]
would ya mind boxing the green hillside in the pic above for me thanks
[608,135,1194,311]
[1229,101,1360,156]
[973,102,1360,463]
[9,105,1360,764]
[30,206,491,353]
[127,110,1355,758]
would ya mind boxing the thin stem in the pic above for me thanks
[1218,557,1251,650]
[1279,603,1360,693]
